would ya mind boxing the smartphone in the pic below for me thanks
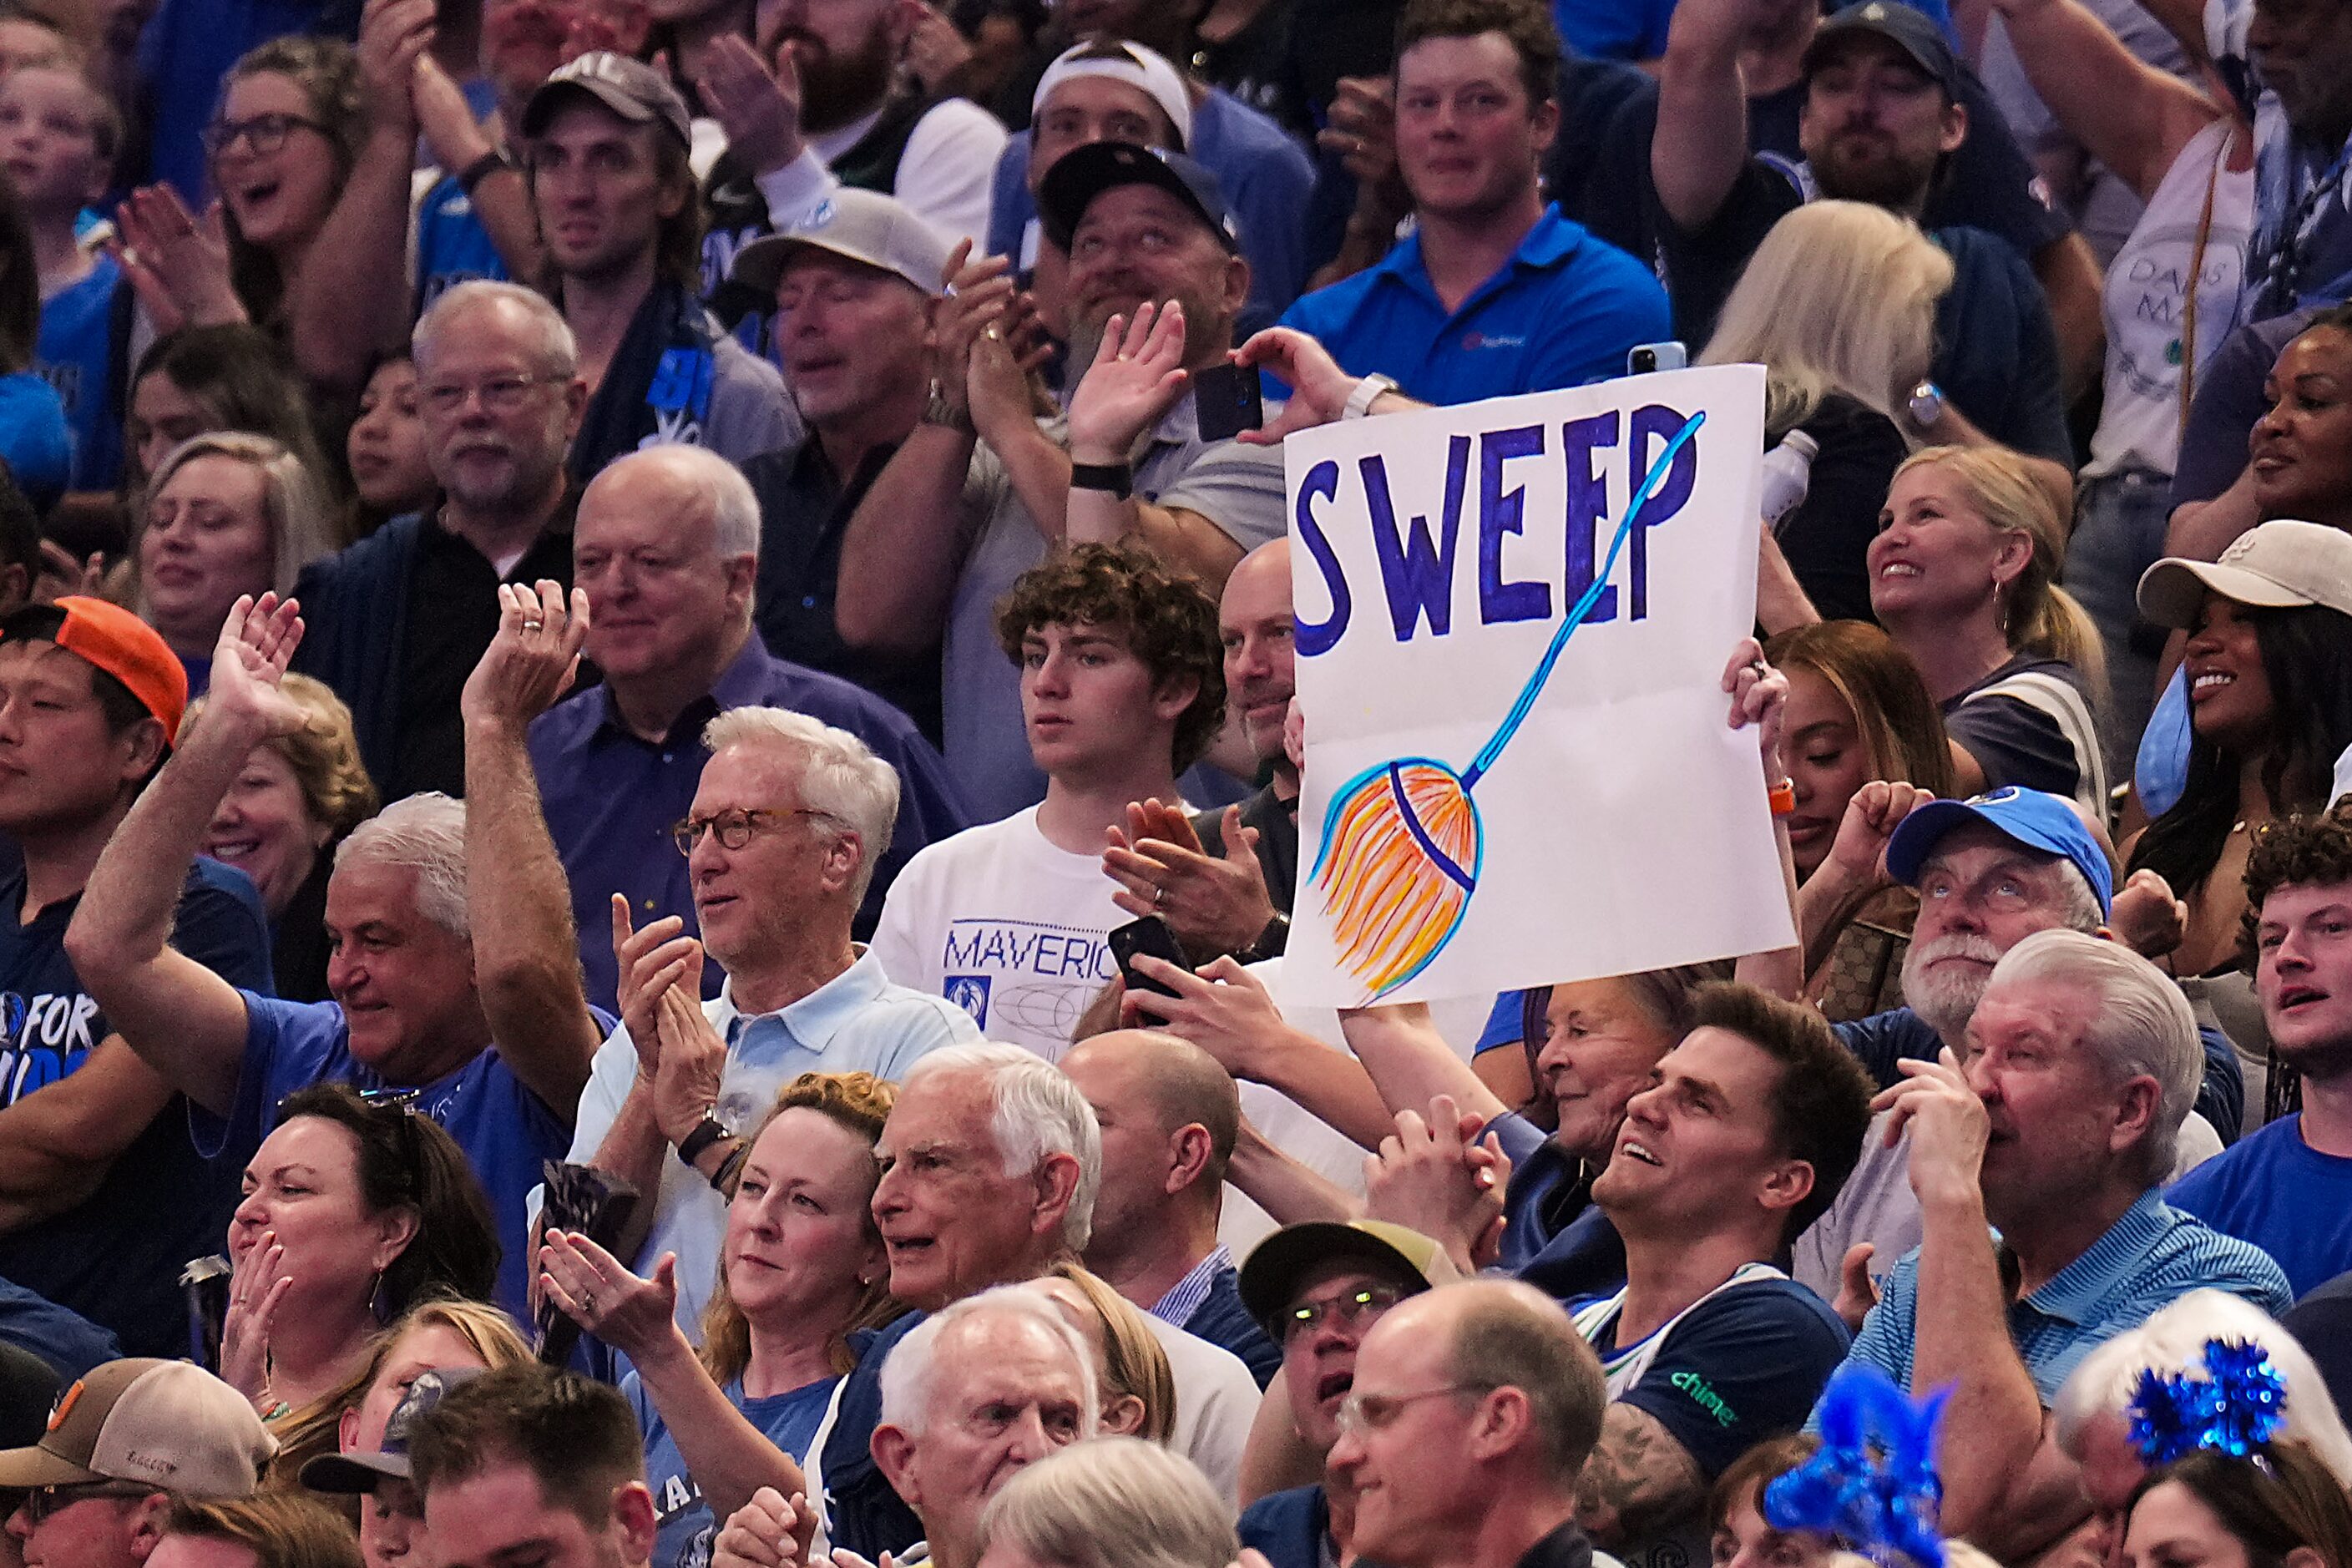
[1109,915,1191,998]
[1627,341,1688,376]
[1192,361,1265,442]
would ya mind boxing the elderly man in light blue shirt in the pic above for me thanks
[559,703,978,1334]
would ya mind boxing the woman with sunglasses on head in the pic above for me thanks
[539,1072,904,1568]
[220,1082,500,1422]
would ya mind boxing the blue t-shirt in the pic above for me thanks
[0,859,273,1358]
[0,372,72,511]
[2168,1115,2352,1298]
[34,255,126,492]
[1554,0,1675,59]
[193,994,583,1315]
[630,1370,836,1568]
[1277,205,1671,403]
[412,175,513,315]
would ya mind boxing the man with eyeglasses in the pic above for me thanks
[524,443,966,1015]
[1325,1281,1610,1568]
[537,526,978,1326]
[0,1358,275,1568]
[289,281,589,802]
[1234,1220,1448,1568]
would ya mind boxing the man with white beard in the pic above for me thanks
[1789,787,2235,1308]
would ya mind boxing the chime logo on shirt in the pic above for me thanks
[0,990,103,1105]
[1670,1369,1738,1428]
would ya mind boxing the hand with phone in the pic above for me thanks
[1109,915,1191,999]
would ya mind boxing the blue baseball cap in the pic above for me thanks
[1884,787,2113,915]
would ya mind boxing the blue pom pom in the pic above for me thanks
[1761,1367,1945,1568]
[2126,1339,2289,1466]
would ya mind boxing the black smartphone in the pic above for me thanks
[1109,914,1191,998]
[1192,361,1264,442]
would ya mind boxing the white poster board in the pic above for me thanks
[1281,364,1794,1009]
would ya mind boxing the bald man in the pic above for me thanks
[1330,1280,1610,1568]
[1062,1029,1278,1383]
[1101,538,1297,962]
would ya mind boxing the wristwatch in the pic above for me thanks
[457,148,515,197]
[1343,373,1398,420]
[1906,380,1946,431]
[677,1115,731,1166]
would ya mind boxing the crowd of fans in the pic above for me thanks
[3,0,2352,1567]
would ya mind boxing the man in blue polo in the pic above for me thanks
[1275,0,1669,402]
[528,443,969,1009]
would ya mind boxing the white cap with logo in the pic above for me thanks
[2137,519,2352,629]
[729,188,955,302]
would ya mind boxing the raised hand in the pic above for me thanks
[1066,301,1191,464]
[1832,1241,1879,1334]
[460,580,589,731]
[203,594,310,741]
[1363,1095,1507,1273]
[698,33,805,178]
[357,0,436,131]
[2110,867,2188,959]
[1823,780,1936,889]
[220,1229,292,1409]
[1231,326,1364,443]
[110,185,247,333]
[652,984,728,1150]
[609,898,703,1073]
[1878,1047,1990,1212]
[713,1489,821,1568]
[901,0,974,93]
[537,1229,678,1361]
[1120,953,1286,1077]
[1104,801,1278,957]
[1722,637,1790,774]
[933,239,1020,415]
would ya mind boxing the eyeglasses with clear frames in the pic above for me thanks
[417,374,565,417]
[670,808,827,857]
[1281,1282,1405,1343]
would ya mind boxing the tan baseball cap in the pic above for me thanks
[2137,518,2352,628]
[1237,1220,1452,1337]
[0,1359,276,1499]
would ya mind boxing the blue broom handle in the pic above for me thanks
[1462,411,1707,790]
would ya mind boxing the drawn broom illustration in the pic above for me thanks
[1309,410,1708,998]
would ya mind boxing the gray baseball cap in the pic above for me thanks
[299,1367,485,1494]
[730,188,955,301]
[521,52,691,149]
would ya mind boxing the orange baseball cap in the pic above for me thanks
[8,598,190,746]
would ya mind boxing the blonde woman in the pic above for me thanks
[540,1072,903,1568]
[187,672,377,1001]
[1700,201,1951,625]
[1869,445,2108,810]
[136,432,339,692]
[1032,1262,1178,1442]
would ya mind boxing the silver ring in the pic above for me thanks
[1154,885,1168,908]
[520,620,544,631]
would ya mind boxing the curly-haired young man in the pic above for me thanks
[870,543,1224,1057]
[2168,802,2352,1296]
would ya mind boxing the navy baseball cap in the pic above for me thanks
[1884,787,2113,915]
[1805,2,1963,99]
[1038,140,1242,255]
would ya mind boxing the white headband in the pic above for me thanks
[1031,39,1192,150]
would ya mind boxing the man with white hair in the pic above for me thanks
[68,594,606,1313]
[291,282,589,801]
[814,1042,1260,1560]
[1833,928,2290,1561]
[714,1288,1095,1568]
[528,443,968,1011]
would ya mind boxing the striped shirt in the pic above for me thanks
[1151,1245,1238,1328]
[1836,1188,2292,1406]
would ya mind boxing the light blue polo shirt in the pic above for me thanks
[1276,204,1671,406]
[1828,1188,2292,1414]
[558,946,979,1337]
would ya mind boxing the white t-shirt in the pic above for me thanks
[868,807,1125,1060]
[753,98,1007,250]
[1141,1314,1262,1505]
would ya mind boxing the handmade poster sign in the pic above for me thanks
[1282,363,1793,1009]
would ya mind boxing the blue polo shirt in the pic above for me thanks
[527,636,971,1014]
[1830,1188,2292,1410]
[1276,205,1671,405]
[193,994,591,1317]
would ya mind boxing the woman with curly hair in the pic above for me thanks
[541,1072,903,1568]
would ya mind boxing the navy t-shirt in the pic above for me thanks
[1240,1485,1332,1568]
[1942,655,2090,799]
[2168,1115,2352,1297]
[0,859,274,1358]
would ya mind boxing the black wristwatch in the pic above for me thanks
[1238,913,1290,963]
[457,148,515,196]
[677,1115,731,1166]
[1070,461,1133,499]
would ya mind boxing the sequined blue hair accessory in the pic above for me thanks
[1763,1364,1947,1567]
[2126,1338,2289,1465]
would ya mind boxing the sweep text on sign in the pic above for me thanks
[1290,402,1704,655]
